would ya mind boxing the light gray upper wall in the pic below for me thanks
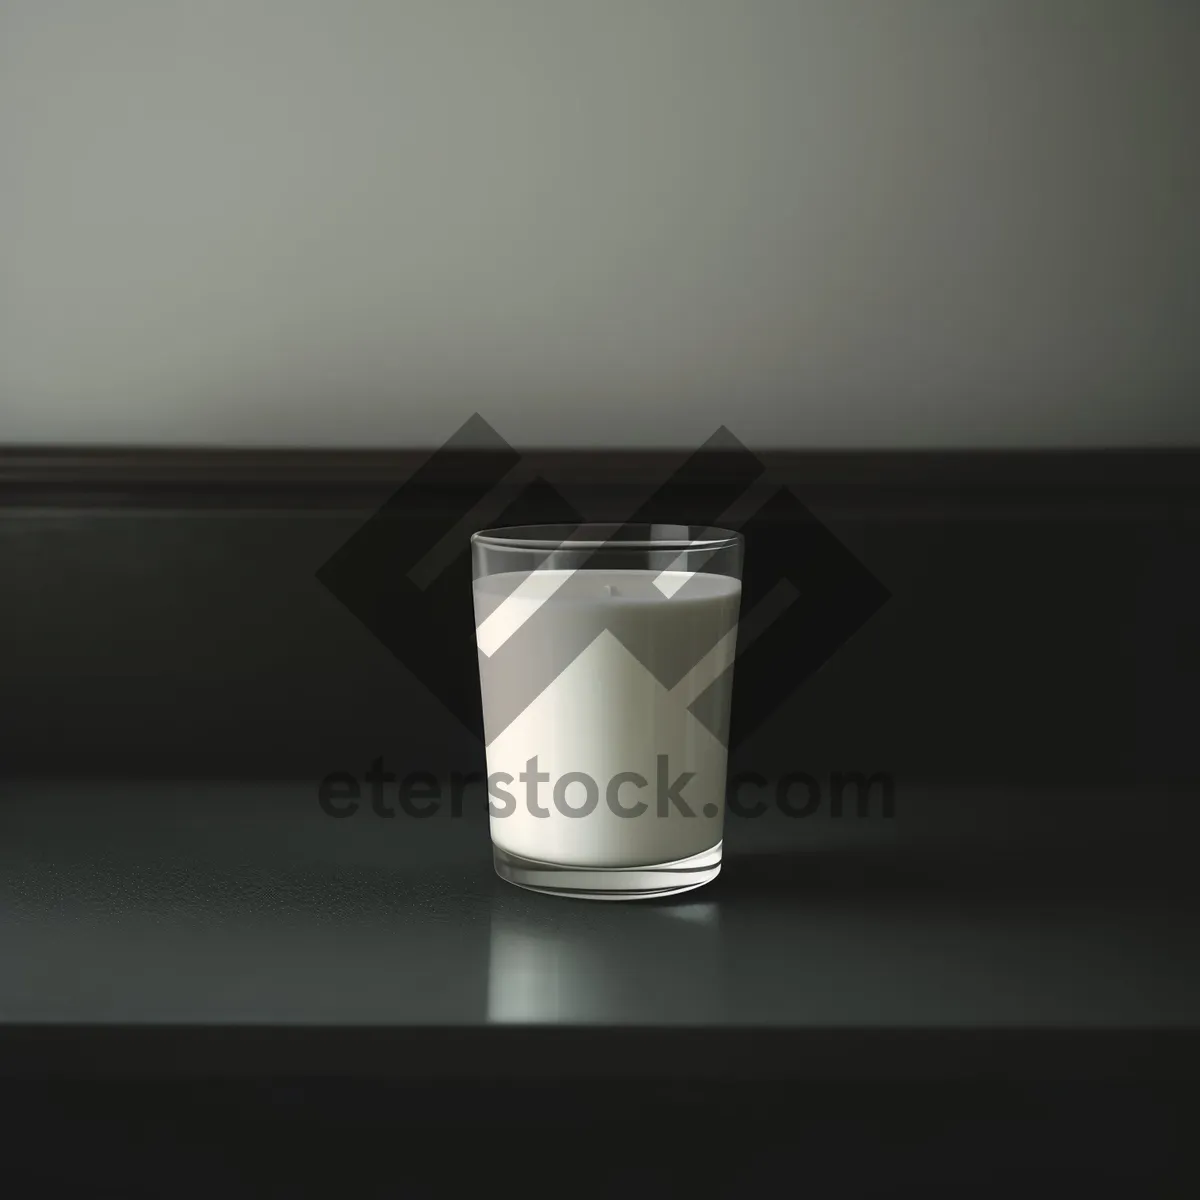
[2,1,1198,448]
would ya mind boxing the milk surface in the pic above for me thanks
[473,569,741,868]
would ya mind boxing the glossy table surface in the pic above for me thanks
[3,778,1198,1081]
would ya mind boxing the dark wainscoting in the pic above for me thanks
[2,447,1197,786]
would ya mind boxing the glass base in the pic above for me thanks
[492,840,722,901]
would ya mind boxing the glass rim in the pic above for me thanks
[471,522,742,552]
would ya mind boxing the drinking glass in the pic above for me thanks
[471,523,743,899]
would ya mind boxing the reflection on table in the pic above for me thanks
[487,895,723,1024]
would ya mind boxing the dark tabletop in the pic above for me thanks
[2,777,1198,1082]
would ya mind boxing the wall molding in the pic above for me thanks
[2,446,1198,511]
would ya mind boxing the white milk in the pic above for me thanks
[473,569,741,868]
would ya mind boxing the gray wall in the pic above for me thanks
[2,1,1198,448]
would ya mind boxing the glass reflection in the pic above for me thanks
[487,896,723,1024]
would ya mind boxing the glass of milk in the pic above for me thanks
[472,523,743,899]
